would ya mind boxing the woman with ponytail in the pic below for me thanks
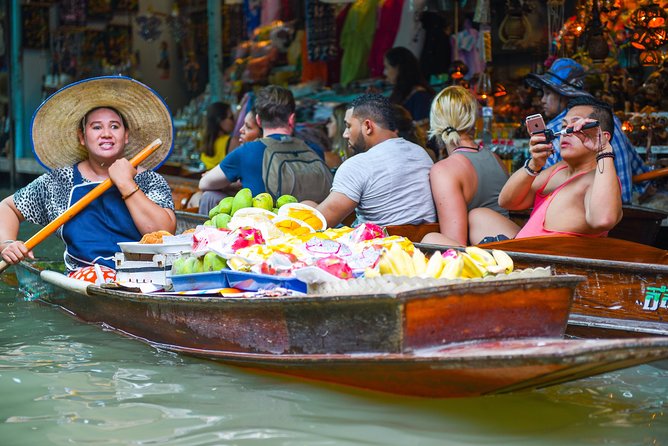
[421,86,509,246]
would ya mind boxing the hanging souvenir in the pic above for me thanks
[157,41,171,79]
[135,13,162,42]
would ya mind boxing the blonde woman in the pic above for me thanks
[421,86,508,246]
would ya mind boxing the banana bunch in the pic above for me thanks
[374,244,513,280]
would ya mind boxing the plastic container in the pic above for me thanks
[171,271,229,291]
[225,270,307,293]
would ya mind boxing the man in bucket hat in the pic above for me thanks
[526,58,649,204]
[0,76,176,279]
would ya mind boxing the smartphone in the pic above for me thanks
[525,114,546,135]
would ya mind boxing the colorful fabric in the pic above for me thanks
[516,165,608,238]
[339,0,380,86]
[544,110,649,203]
[68,265,116,284]
[368,0,404,77]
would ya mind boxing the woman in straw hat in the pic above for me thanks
[0,76,176,280]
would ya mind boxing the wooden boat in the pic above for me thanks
[173,211,668,338]
[11,260,668,398]
[419,236,668,339]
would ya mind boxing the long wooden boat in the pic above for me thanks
[174,211,668,339]
[419,236,668,339]
[11,260,668,398]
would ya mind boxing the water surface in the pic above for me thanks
[0,222,666,445]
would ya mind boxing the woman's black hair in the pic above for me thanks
[202,102,232,157]
[385,46,435,105]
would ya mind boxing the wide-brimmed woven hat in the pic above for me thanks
[525,58,593,98]
[31,75,173,171]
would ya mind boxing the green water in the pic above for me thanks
[0,223,666,444]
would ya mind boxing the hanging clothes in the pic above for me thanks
[261,0,282,25]
[392,0,426,60]
[340,0,380,86]
[368,0,404,77]
[305,0,337,62]
[451,19,484,79]
[243,0,262,38]
[301,29,329,83]
[326,2,352,85]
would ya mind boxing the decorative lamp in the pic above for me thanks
[476,70,493,104]
[621,120,634,133]
[639,49,662,66]
[630,1,667,28]
[494,83,508,97]
[631,25,666,50]
[450,60,469,81]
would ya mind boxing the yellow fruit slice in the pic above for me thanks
[273,216,315,236]
[278,203,327,231]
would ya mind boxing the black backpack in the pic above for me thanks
[261,136,333,202]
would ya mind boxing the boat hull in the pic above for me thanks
[420,237,668,338]
[13,263,668,397]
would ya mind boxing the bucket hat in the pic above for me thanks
[31,75,174,171]
[525,58,593,98]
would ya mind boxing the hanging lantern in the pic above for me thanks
[631,27,667,50]
[639,49,662,66]
[629,1,667,28]
[450,60,469,81]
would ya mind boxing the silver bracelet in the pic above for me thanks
[1,240,15,245]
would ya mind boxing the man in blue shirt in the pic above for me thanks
[526,58,649,203]
[199,85,325,213]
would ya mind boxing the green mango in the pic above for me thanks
[272,207,279,214]
[182,256,200,275]
[208,204,221,219]
[203,219,215,227]
[192,257,204,274]
[231,188,253,216]
[212,213,231,229]
[217,196,234,215]
[276,194,298,208]
[203,251,227,272]
[171,256,188,276]
[252,192,274,211]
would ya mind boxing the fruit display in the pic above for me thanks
[171,189,520,287]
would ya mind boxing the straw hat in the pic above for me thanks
[31,75,174,171]
[525,58,593,98]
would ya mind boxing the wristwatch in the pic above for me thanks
[523,158,541,177]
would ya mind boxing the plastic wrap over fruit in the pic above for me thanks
[345,245,382,272]
[345,223,386,243]
[304,237,352,258]
[252,252,306,276]
[192,226,231,256]
[315,255,353,279]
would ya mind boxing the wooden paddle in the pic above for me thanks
[633,167,668,183]
[0,138,163,274]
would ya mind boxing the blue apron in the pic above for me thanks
[62,165,142,270]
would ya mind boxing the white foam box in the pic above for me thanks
[114,252,182,287]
